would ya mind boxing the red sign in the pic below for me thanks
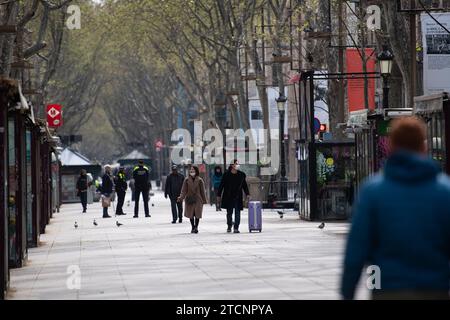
[47,104,63,127]
[346,48,376,113]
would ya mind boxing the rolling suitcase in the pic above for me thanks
[248,201,262,232]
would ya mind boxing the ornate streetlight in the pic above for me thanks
[276,93,288,199]
[377,45,394,109]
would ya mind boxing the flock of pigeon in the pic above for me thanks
[74,211,325,230]
[74,219,123,229]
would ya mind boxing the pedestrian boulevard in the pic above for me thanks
[7,190,369,300]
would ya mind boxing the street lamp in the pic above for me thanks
[226,90,242,129]
[276,93,288,199]
[377,45,394,109]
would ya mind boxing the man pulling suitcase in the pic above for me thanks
[217,159,250,233]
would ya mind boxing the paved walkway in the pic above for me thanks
[7,190,369,300]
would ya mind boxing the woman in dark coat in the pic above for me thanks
[177,166,207,234]
[217,159,250,233]
[101,165,114,218]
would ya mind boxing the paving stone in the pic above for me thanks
[7,190,368,300]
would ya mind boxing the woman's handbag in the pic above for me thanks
[101,195,111,208]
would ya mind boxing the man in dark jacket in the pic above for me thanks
[165,165,185,223]
[341,117,450,300]
[76,169,90,213]
[114,166,128,215]
[133,160,151,218]
[217,159,250,233]
[101,165,114,218]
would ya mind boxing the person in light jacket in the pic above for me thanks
[177,166,207,234]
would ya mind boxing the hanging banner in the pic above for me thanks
[47,104,63,128]
[346,48,376,114]
[421,13,450,95]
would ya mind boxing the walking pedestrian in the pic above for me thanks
[101,165,114,218]
[212,166,223,211]
[217,159,250,233]
[114,166,128,215]
[177,166,207,234]
[165,165,185,223]
[76,169,90,213]
[133,160,151,218]
[341,116,450,300]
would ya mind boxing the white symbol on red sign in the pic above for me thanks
[155,141,163,148]
[48,107,61,118]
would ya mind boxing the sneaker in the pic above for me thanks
[82,210,86,213]
[191,228,195,234]
[103,215,112,219]
[178,219,182,223]
[233,229,240,234]
[133,215,138,218]
[172,221,177,224]
[145,214,151,218]
[227,227,232,233]
[194,228,199,234]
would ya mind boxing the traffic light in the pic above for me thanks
[319,124,327,140]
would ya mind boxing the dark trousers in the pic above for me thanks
[170,198,183,221]
[214,188,221,210]
[79,192,87,211]
[103,207,109,217]
[134,187,149,216]
[116,191,126,214]
[226,200,241,229]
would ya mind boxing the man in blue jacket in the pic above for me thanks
[341,116,450,300]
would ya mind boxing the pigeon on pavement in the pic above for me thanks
[74,222,78,229]
[93,220,98,226]
[318,222,325,229]
[116,221,123,227]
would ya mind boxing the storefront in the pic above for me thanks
[414,93,450,174]
[353,108,413,189]
[296,71,357,221]
[0,79,16,299]
[0,79,61,299]
[7,109,28,268]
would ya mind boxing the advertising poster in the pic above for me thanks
[346,48,376,113]
[421,13,450,94]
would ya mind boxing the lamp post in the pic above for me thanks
[377,45,394,109]
[227,90,242,129]
[276,93,287,199]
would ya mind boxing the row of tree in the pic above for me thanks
[1,1,419,163]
